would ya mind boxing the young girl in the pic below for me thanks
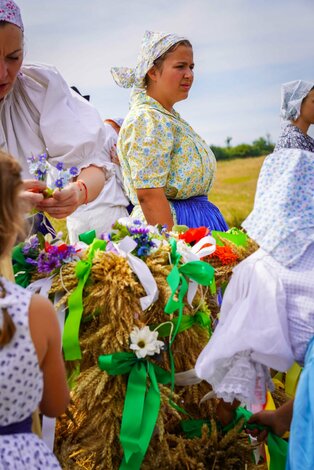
[0,151,69,468]
[195,148,314,468]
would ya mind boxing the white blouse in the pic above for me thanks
[0,62,105,178]
[66,123,129,242]
[195,245,314,407]
[0,63,130,241]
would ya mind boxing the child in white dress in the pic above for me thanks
[0,151,69,469]
[195,148,314,469]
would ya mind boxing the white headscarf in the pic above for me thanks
[111,30,188,91]
[242,149,314,267]
[280,80,314,121]
[0,0,23,31]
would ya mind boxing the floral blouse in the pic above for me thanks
[117,92,216,209]
[275,124,314,152]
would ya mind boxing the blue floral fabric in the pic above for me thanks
[242,149,314,267]
[117,92,217,223]
[111,30,186,90]
[275,124,314,152]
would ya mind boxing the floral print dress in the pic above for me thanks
[0,278,61,469]
[117,92,217,223]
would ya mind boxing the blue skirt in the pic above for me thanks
[170,196,228,231]
[286,337,314,470]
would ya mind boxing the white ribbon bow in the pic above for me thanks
[26,276,54,298]
[176,235,216,306]
[113,236,159,310]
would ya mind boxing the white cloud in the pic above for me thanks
[17,0,314,145]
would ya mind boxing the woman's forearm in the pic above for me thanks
[76,165,107,203]
[137,187,174,230]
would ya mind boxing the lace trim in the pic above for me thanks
[209,351,273,406]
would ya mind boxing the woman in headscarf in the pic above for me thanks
[0,0,127,242]
[275,80,314,152]
[195,148,314,469]
[111,31,228,231]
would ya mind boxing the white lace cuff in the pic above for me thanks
[209,351,274,406]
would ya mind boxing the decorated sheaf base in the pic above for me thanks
[12,221,269,469]
[47,228,262,469]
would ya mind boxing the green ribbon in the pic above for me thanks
[163,238,215,413]
[78,229,97,245]
[98,352,171,470]
[165,238,215,343]
[181,418,211,438]
[182,407,287,469]
[155,311,211,338]
[62,238,106,361]
[211,228,248,247]
[223,407,288,470]
[11,243,34,287]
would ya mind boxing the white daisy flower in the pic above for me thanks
[130,326,164,359]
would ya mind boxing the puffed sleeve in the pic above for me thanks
[118,108,174,189]
[19,64,106,171]
[195,249,295,405]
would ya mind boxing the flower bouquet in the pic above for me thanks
[12,232,80,288]
[27,151,79,197]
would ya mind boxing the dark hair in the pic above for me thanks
[0,20,21,30]
[144,39,192,87]
[0,152,24,346]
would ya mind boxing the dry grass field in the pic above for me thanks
[209,155,265,227]
[50,155,266,234]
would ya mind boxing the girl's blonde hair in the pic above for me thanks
[0,151,24,346]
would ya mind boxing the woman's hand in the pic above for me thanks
[36,182,82,219]
[21,179,46,207]
[36,165,107,219]
[247,400,294,440]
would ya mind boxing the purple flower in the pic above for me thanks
[56,162,64,171]
[39,153,48,162]
[100,232,111,242]
[54,178,64,189]
[25,257,38,266]
[22,235,40,254]
[137,246,150,257]
[70,166,79,176]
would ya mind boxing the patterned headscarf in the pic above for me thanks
[242,149,314,267]
[111,30,187,90]
[0,0,23,31]
[280,80,314,121]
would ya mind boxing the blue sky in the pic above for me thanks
[18,0,314,146]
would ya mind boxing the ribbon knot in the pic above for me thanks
[98,352,171,469]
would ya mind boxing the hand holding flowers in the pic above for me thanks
[27,151,82,218]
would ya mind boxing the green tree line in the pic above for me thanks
[211,136,275,160]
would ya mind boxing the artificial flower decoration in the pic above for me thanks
[13,232,79,282]
[179,226,210,245]
[129,326,164,359]
[208,245,239,265]
[102,218,164,258]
